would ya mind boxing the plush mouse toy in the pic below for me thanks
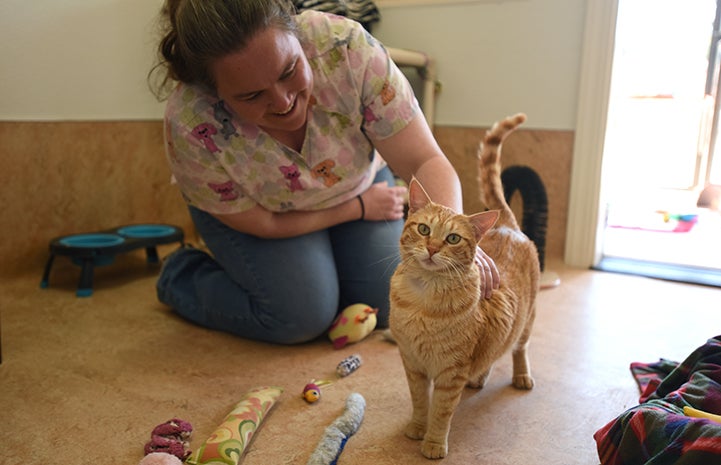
[328,303,378,349]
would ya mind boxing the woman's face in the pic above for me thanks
[210,26,313,133]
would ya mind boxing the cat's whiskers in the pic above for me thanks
[372,251,405,278]
[446,260,470,282]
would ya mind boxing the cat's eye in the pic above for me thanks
[417,224,431,236]
[446,233,461,244]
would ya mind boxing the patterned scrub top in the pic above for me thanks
[163,10,420,215]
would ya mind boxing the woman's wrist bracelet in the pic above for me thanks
[357,195,365,221]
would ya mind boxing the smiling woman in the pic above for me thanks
[147,0,499,345]
[210,26,313,140]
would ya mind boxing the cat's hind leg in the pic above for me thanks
[512,346,534,389]
[511,309,535,389]
[467,364,494,389]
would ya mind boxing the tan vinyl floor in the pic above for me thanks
[1,254,719,465]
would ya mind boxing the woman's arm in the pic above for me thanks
[212,181,406,239]
[372,113,461,210]
[372,113,500,297]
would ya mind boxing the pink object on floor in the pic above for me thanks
[139,452,183,465]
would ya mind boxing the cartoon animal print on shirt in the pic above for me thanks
[279,164,304,192]
[381,80,397,105]
[208,181,239,202]
[363,107,381,124]
[326,47,345,72]
[212,101,238,140]
[312,159,342,187]
[308,95,318,108]
[192,123,221,153]
[332,113,353,130]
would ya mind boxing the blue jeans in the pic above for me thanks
[156,167,402,344]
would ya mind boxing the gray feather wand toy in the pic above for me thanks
[306,393,366,465]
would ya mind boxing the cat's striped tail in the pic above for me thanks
[478,113,527,230]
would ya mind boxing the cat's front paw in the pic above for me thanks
[404,421,426,440]
[512,374,534,390]
[421,439,448,459]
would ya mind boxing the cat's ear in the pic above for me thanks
[408,177,432,213]
[468,210,499,242]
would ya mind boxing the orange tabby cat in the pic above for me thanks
[389,113,539,459]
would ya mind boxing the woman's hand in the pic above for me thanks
[359,181,407,221]
[475,246,500,299]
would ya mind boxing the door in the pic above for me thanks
[597,0,721,284]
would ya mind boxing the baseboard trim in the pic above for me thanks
[594,256,721,288]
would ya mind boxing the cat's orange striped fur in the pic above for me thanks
[389,113,539,459]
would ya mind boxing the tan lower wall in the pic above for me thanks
[0,121,193,279]
[0,121,572,278]
[435,126,573,263]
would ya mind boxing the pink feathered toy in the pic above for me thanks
[140,418,193,465]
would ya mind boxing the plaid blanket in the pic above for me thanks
[594,335,721,465]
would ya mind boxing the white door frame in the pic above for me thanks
[564,0,619,267]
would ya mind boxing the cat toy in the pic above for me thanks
[305,393,366,465]
[138,418,193,465]
[186,386,283,465]
[328,304,377,349]
[336,354,362,378]
[304,355,363,403]
[303,379,334,403]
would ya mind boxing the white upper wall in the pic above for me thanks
[374,0,587,129]
[0,0,166,121]
[0,0,586,129]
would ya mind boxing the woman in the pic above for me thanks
[151,0,498,344]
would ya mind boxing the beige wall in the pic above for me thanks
[0,1,581,277]
[0,121,193,279]
[436,126,572,262]
[1,0,586,130]
[374,0,586,130]
[0,121,570,278]
[0,0,165,120]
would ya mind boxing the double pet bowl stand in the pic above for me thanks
[40,223,184,297]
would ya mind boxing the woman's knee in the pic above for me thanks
[254,297,339,345]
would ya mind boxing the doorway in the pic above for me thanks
[595,0,721,286]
